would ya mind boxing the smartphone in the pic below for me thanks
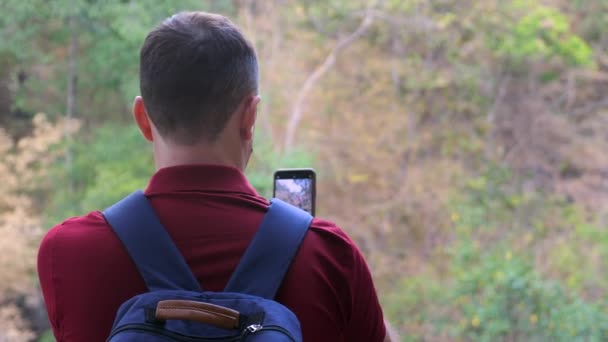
[273,168,316,216]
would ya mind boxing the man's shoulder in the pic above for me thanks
[307,217,358,251]
[298,217,364,268]
[38,211,117,259]
[43,210,109,237]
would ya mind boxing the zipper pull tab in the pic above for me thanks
[246,324,263,333]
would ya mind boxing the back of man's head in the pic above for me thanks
[140,12,258,145]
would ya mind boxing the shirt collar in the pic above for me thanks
[145,164,259,196]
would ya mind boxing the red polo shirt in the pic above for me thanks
[38,164,386,341]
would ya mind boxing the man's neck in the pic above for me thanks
[152,138,243,171]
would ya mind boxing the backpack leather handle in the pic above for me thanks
[155,300,240,330]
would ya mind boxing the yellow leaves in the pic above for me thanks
[437,13,456,29]
[471,316,481,328]
[0,113,80,297]
[505,251,513,261]
[3,114,80,195]
[347,173,369,184]
[13,114,80,178]
[0,207,40,295]
[293,4,305,18]
[451,212,460,222]
[530,313,538,324]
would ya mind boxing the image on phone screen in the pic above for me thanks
[274,178,313,213]
[273,169,315,215]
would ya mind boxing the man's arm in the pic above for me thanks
[342,240,387,341]
[37,227,63,340]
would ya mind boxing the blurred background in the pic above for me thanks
[1,0,608,341]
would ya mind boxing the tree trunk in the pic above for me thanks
[65,15,78,189]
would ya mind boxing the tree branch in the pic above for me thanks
[283,1,380,152]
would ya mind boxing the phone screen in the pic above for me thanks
[273,169,316,216]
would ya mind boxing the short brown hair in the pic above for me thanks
[139,12,258,144]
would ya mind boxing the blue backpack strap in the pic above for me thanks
[224,198,312,299]
[102,190,202,292]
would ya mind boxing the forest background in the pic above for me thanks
[1,0,608,341]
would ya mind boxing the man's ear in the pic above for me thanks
[240,94,260,141]
[132,96,154,142]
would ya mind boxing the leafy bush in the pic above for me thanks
[489,3,594,68]
[446,164,608,340]
[44,124,152,225]
[449,245,608,341]
[382,271,447,342]
[383,163,608,341]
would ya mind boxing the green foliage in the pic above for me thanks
[449,245,608,341]
[452,164,523,231]
[247,132,316,197]
[382,271,446,341]
[447,164,608,340]
[0,0,236,119]
[492,4,594,68]
[302,0,365,35]
[384,163,608,340]
[38,329,55,342]
[44,124,153,225]
[547,206,608,293]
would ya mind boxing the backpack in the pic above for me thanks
[102,190,312,341]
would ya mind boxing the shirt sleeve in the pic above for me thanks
[37,212,146,342]
[343,241,387,341]
[37,226,63,341]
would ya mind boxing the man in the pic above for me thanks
[38,12,389,341]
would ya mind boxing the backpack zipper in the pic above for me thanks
[108,323,297,341]
[241,324,297,341]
